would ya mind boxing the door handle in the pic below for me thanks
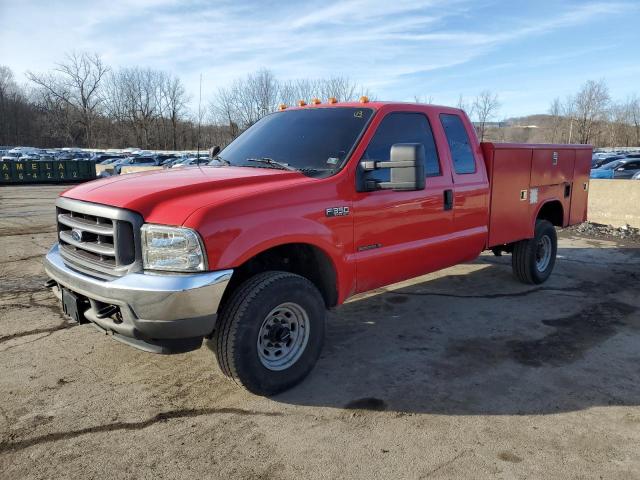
[443,189,453,211]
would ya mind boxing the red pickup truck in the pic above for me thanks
[44,100,591,395]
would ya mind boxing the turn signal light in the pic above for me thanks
[297,100,307,107]
[278,104,287,110]
[327,97,337,104]
[359,96,369,103]
[311,98,321,105]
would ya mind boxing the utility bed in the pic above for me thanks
[481,143,592,248]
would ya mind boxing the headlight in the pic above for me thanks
[140,224,207,272]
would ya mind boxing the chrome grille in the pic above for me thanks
[56,197,143,279]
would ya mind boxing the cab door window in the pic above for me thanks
[362,113,441,182]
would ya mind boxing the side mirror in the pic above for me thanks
[361,143,426,191]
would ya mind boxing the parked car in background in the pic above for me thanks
[170,156,210,168]
[155,154,179,166]
[592,155,624,169]
[55,151,79,160]
[611,158,640,178]
[97,155,125,165]
[590,158,640,179]
[114,156,160,174]
[2,151,24,161]
[19,153,43,161]
[591,160,621,179]
[2,146,42,161]
[162,157,190,168]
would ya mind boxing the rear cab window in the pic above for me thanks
[440,114,476,174]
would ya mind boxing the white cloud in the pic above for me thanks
[0,0,636,116]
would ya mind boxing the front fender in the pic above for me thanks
[185,203,356,304]
[217,217,344,268]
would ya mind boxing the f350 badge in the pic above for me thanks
[325,206,350,217]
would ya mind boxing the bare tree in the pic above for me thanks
[319,76,362,101]
[27,52,109,147]
[0,66,20,142]
[209,86,240,142]
[573,79,610,144]
[548,97,564,143]
[116,67,165,148]
[0,66,42,145]
[472,90,500,141]
[627,95,640,146]
[162,74,189,150]
[456,94,468,111]
[607,101,633,147]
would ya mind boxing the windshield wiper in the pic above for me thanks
[297,167,336,172]
[246,157,296,171]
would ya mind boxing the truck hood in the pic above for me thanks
[62,166,314,225]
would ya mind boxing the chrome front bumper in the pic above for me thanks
[44,243,233,353]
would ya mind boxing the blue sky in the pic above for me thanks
[1,0,639,118]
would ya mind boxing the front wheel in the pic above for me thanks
[512,219,558,284]
[210,271,326,396]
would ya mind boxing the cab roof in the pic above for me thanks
[282,100,464,114]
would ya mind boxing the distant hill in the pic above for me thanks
[503,114,555,128]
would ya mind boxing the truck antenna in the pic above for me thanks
[197,73,202,158]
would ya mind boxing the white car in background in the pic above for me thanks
[170,156,210,168]
[1,146,42,161]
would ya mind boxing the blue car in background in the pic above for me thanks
[590,166,615,179]
[590,158,640,179]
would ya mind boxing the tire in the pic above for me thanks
[511,219,557,284]
[210,271,326,396]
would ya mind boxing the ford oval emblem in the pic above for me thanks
[71,229,83,242]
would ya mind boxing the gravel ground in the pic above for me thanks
[1,185,640,479]
[565,221,640,243]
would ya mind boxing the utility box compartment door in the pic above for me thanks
[569,148,591,224]
[485,147,533,247]
[530,149,575,187]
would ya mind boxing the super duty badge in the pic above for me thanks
[326,206,350,217]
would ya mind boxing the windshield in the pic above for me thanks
[218,107,373,175]
[603,160,623,170]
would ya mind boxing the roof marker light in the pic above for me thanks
[297,100,307,107]
[278,104,287,110]
[327,97,337,104]
[359,96,369,104]
[311,98,321,105]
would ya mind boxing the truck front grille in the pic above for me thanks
[56,198,142,279]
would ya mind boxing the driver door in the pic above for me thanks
[352,111,455,293]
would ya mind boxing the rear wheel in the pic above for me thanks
[512,219,557,284]
[210,271,325,396]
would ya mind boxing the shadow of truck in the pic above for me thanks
[274,245,640,416]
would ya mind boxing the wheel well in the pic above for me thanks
[219,243,338,310]
[537,200,564,227]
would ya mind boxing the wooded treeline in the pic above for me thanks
[1,52,638,150]
[0,53,370,150]
[487,79,640,147]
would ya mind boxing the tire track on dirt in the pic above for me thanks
[0,408,283,453]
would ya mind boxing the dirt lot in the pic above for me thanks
[1,185,640,479]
